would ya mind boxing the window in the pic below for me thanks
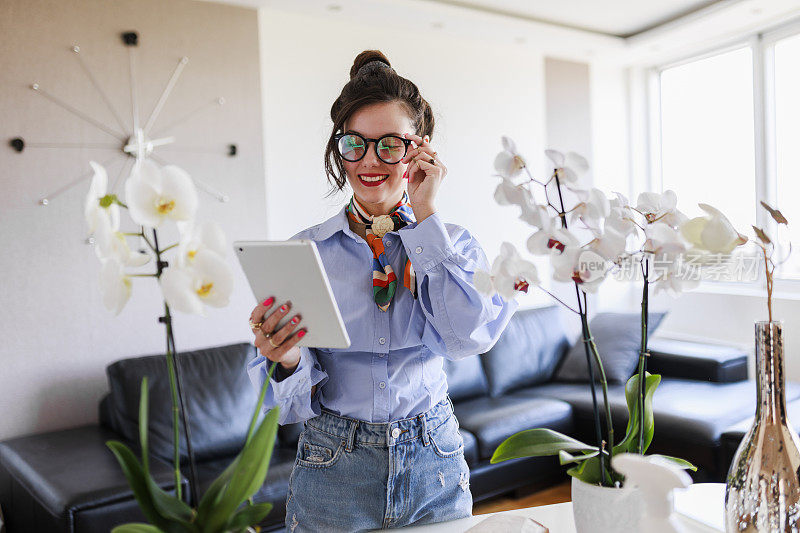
[659,47,756,233]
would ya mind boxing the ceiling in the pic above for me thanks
[418,0,727,37]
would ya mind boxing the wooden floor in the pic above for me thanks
[473,482,572,515]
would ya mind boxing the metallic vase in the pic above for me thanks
[725,321,800,532]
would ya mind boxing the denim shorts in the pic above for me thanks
[284,395,472,532]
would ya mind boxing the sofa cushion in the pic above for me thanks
[480,306,570,397]
[104,342,261,463]
[648,338,748,383]
[515,379,800,447]
[460,428,479,467]
[555,312,666,385]
[444,356,488,402]
[454,396,573,461]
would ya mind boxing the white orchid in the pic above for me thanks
[159,249,234,316]
[99,258,132,316]
[681,204,748,254]
[84,161,120,236]
[527,216,580,256]
[519,202,550,229]
[644,222,687,258]
[606,192,638,237]
[636,190,687,227]
[494,177,532,208]
[552,247,608,293]
[591,227,628,263]
[571,188,611,234]
[175,220,227,268]
[545,149,589,185]
[493,137,527,179]
[125,160,198,228]
[652,260,700,297]
[474,242,540,300]
[93,214,151,267]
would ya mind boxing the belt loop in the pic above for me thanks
[345,419,358,453]
[421,413,430,446]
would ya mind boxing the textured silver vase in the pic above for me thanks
[725,321,800,532]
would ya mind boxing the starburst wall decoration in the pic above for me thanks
[10,31,236,215]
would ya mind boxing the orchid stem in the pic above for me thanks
[637,259,650,454]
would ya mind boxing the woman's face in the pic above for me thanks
[342,101,415,216]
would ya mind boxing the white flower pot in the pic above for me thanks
[571,477,643,533]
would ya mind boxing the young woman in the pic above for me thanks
[247,50,517,532]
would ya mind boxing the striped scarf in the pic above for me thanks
[346,193,417,311]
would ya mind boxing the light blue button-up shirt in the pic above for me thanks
[246,206,518,425]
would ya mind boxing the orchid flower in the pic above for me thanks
[652,260,700,297]
[606,192,638,237]
[175,220,227,268]
[493,136,527,179]
[680,204,748,254]
[526,215,580,256]
[93,214,151,267]
[159,249,234,316]
[99,258,132,316]
[571,188,611,234]
[474,242,540,300]
[644,222,687,258]
[125,160,198,228]
[636,190,687,227]
[518,202,550,229]
[494,177,532,208]
[552,247,608,293]
[591,227,628,263]
[84,161,120,236]
[545,149,589,185]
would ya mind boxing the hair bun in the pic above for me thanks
[349,50,392,80]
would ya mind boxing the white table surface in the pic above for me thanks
[397,483,726,532]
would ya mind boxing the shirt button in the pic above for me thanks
[391,428,401,438]
[379,337,386,345]
[384,239,392,246]
[415,246,423,254]
[378,353,385,357]
[379,381,386,389]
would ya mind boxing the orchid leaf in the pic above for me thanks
[111,524,164,533]
[753,226,771,245]
[491,429,596,464]
[648,454,697,471]
[566,454,617,485]
[224,502,274,531]
[613,372,660,455]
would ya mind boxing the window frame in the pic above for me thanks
[646,17,800,296]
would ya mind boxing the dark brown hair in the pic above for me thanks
[324,50,435,193]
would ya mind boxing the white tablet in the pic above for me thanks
[233,240,351,349]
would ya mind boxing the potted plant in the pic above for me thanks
[85,159,279,532]
[476,138,746,532]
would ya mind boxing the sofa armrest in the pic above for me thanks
[647,338,748,383]
[0,424,187,533]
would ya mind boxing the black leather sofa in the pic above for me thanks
[1,306,788,532]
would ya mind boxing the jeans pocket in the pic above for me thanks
[296,425,344,468]
[428,415,465,459]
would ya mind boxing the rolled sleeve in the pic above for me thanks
[398,213,518,360]
[246,346,328,425]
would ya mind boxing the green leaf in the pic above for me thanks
[613,372,661,455]
[111,524,165,533]
[558,449,599,466]
[106,441,186,533]
[111,524,164,533]
[200,407,280,533]
[225,502,274,531]
[195,457,239,524]
[648,454,697,472]
[137,378,195,525]
[491,429,596,464]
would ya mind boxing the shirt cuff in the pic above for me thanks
[268,349,312,401]
[398,212,456,272]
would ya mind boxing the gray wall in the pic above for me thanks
[0,0,265,440]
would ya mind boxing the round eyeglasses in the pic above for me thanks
[334,133,413,165]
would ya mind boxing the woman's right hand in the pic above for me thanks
[249,297,307,374]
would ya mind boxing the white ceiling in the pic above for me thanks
[419,0,727,37]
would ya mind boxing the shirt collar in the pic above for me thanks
[312,205,361,243]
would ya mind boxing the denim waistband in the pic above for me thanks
[306,396,455,448]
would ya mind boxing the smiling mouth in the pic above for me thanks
[358,174,389,187]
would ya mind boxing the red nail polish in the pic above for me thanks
[403,169,408,180]
[262,297,274,307]
[291,316,300,325]
[298,330,306,338]
[280,304,288,312]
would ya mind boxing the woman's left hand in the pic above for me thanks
[402,133,447,222]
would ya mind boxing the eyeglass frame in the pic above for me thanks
[334,132,414,165]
